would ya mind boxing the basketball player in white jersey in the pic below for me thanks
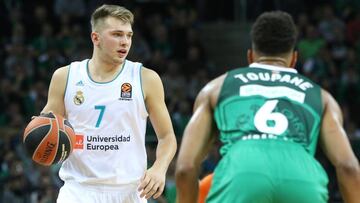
[40,4,177,203]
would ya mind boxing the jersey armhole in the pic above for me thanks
[63,64,71,107]
[139,64,149,116]
[214,72,228,110]
[64,63,71,117]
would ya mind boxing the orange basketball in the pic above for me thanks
[23,112,76,166]
[198,173,213,203]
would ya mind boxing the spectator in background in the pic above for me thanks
[54,0,86,18]
[29,5,49,39]
[346,12,360,45]
[297,24,326,64]
[318,5,345,43]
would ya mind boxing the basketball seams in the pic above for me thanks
[54,131,70,163]
[32,117,60,166]
[51,114,61,164]
[32,118,54,165]
[24,113,75,166]
[64,128,72,152]
[58,115,65,131]
[64,125,75,152]
[24,117,52,136]
[64,119,75,151]
[55,115,72,162]
[24,123,50,141]
[54,114,66,159]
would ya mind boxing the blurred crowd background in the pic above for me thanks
[1,0,360,202]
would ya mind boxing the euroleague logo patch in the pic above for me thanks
[119,83,132,101]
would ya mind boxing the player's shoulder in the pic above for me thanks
[140,66,164,100]
[202,73,227,95]
[320,88,343,123]
[52,65,70,80]
[53,59,87,79]
[141,66,158,76]
[48,65,71,95]
[197,73,228,108]
[141,66,161,83]
[321,88,338,108]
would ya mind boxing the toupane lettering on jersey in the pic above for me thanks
[234,72,313,91]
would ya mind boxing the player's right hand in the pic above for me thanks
[138,166,166,199]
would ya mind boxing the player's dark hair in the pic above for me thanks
[250,11,297,56]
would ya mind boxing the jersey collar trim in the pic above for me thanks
[85,59,127,85]
[249,63,298,73]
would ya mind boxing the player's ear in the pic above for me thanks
[290,51,298,68]
[247,49,254,64]
[91,31,100,46]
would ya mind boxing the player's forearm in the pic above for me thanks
[336,164,360,203]
[153,133,177,172]
[175,165,199,203]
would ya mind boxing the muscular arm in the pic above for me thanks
[41,66,69,116]
[175,75,225,203]
[139,67,177,199]
[320,90,360,203]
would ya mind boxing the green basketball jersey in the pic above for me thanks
[214,63,323,156]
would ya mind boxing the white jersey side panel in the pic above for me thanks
[60,59,148,185]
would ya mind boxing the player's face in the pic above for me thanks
[95,17,133,64]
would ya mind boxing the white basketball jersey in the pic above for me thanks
[60,59,148,185]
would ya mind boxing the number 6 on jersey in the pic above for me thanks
[254,100,288,135]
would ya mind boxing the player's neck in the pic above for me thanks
[91,54,124,70]
[88,57,124,82]
[256,56,289,68]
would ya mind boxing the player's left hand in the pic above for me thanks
[138,166,166,199]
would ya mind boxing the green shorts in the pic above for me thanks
[206,140,328,203]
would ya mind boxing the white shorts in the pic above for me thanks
[57,181,147,203]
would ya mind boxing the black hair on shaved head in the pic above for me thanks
[250,11,298,56]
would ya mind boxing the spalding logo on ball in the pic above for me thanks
[23,112,76,166]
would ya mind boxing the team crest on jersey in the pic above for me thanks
[119,83,132,101]
[74,91,85,105]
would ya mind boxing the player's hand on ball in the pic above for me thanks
[31,111,53,120]
[138,166,166,199]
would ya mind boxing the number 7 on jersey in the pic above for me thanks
[94,105,106,128]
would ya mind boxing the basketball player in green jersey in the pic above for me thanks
[175,11,360,203]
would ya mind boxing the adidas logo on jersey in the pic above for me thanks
[76,80,84,86]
